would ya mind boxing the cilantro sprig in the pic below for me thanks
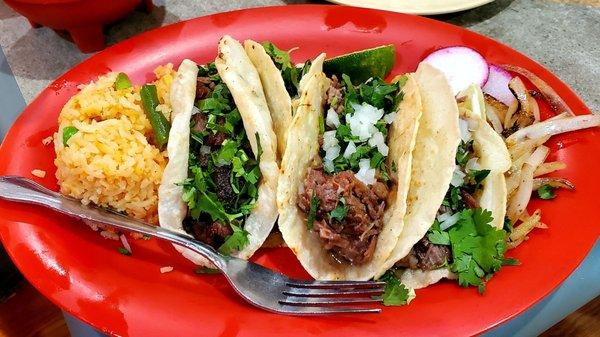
[375,270,412,306]
[261,42,311,97]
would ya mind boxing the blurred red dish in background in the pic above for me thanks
[4,0,154,52]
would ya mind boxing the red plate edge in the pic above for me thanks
[0,5,599,337]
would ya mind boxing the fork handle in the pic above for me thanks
[0,176,227,270]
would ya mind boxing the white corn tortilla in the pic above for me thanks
[376,63,461,278]
[277,63,423,280]
[215,35,279,260]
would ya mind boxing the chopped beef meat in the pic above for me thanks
[460,190,480,209]
[326,75,345,114]
[184,219,232,249]
[191,113,208,133]
[207,117,227,146]
[213,166,235,205]
[197,77,216,99]
[297,168,388,265]
[396,237,451,270]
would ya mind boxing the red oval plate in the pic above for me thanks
[1,5,599,337]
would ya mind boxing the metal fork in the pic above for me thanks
[0,176,384,315]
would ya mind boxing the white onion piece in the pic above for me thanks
[322,130,338,149]
[325,107,340,128]
[348,102,384,140]
[458,119,471,141]
[324,145,340,161]
[507,163,534,222]
[422,46,489,95]
[343,141,356,159]
[160,266,174,274]
[437,211,452,223]
[529,96,541,123]
[534,161,566,177]
[501,64,575,116]
[384,112,396,124]
[526,145,549,169]
[451,166,466,187]
[532,177,575,191]
[503,99,519,129]
[485,103,504,134]
[191,106,200,115]
[482,64,516,106]
[465,157,480,171]
[355,159,376,185]
[368,131,389,156]
[200,145,211,155]
[506,115,600,145]
[323,160,334,173]
[440,212,461,230]
[120,234,132,254]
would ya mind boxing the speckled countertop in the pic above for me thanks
[0,0,598,111]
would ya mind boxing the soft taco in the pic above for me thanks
[378,65,511,289]
[276,52,425,280]
[158,36,279,265]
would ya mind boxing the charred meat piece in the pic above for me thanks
[184,219,232,249]
[326,75,345,114]
[197,77,216,99]
[213,166,235,206]
[460,190,480,209]
[396,237,451,270]
[297,168,388,265]
[191,113,208,133]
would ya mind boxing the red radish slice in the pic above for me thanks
[483,64,516,106]
[422,46,489,95]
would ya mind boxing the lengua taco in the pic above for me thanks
[158,36,279,265]
[276,52,426,280]
[378,65,511,290]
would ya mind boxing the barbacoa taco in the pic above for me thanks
[379,66,511,290]
[276,52,425,280]
[158,36,279,265]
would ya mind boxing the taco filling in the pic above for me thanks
[296,74,402,265]
[180,63,262,254]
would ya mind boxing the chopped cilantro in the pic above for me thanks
[427,220,450,245]
[117,247,131,256]
[456,140,473,166]
[307,194,320,230]
[537,184,556,200]
[375,270,410,306]
[329,203,348,222]
[218,224,249,256]
[261,41,307,97]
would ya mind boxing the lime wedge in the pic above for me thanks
[323,45,395,84]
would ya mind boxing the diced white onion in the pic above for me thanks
[348,102,385,141]
[459,118,471,141]
[325,107,340,128]
[322,130,338,148]
[355,159,376,185]
[465,157,480,171]
[440,212,461,230]
[200,145,211,155]
[384,112,397,124]
[437,211,452,223]
[160,266,174,274]
[368,131,389,156]
[120,234,132,254]
[325,145,341,161]
[450,166,466,187]
[343,141,357,159]
[191,106,200,115]
[323,160,335,173]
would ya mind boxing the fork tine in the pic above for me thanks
[280,296,382,306]
[286,280,386,289]
[283,287,384,297]
[280,305,381,314]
